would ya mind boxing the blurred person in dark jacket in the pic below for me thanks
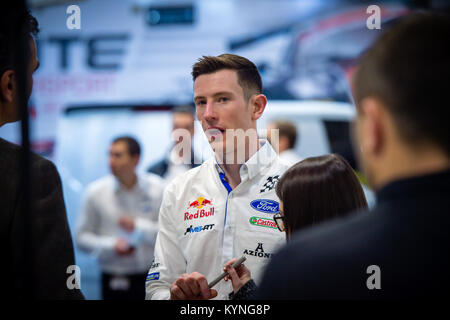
[257,12,450,299]
[0,6,84,299]
[147,105,200,184]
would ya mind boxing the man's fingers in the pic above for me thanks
[224,258,238,269]
[172,272,216,300]
[170,284,186,300]
[227,265,241,283]
[210,289,218,299]
[176,275,195,298]
[185,276,201,297]
[195,274,211,299]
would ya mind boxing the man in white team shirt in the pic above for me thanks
[146,54,289,300]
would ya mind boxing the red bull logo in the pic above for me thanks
[185,207,215,221]
[187,197,213,209]
[185,197,214,221]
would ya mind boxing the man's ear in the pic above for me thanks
[0,70,16,102]
[132,155,140,167]
[360,97,385,156]
[250,94,267,121]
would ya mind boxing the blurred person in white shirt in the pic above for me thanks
[76,136,164,300]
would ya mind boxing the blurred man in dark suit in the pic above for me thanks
[147,105,200,185]
[258,13,450,299]
[0,6,84,299]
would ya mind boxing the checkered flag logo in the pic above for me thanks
[260,175,280,193]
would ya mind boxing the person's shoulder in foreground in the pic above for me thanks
[257,169,450,300]
[0,138,85,299]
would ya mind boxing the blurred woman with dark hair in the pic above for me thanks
[273,153,368,239]
[224,153,368,299]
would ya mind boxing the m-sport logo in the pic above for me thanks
[184,224,215,235]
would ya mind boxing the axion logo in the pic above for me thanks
[249,216,277,229]
[243,243,273,259]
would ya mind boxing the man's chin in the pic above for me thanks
[209,140,225,154]
[211,142,242,164]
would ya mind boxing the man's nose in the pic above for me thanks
[203,102,218,122]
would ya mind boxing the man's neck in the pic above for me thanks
[372,145,449,190]
[117,172,138,190]
[216,138,260,189]
[0,112,6,127]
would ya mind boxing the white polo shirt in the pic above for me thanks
[146,140,289,300]
[76,173,164,275]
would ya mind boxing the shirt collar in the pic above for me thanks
[113,173,146,193]
[214,139,277,181]
[376,168,450,203]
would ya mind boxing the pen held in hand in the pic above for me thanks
[208,256,247,289]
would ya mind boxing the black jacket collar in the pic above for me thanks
[376,168,450,203]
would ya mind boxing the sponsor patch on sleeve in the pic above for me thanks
[146,272,160,283]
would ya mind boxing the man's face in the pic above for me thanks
[172,112,195,145]
[194,69,256,155]
[0,36,39,124]
[109,141,138,178]
[27,36,39,100]
[352,107,374,185]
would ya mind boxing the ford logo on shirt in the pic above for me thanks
[250,199,279,214]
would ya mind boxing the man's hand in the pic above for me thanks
[119,216,135,233]
[170,272,218,300]
[224,258,252,293]
[114,238,134,256]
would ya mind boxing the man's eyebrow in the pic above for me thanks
[194,91,233,101]
[193,95,205,102]
[212,91,232,97]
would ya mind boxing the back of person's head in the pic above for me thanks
[0,7,38,79]
[191,54,262,101]
[0,7,39,125]
[112,136,141,157]
[269,120,298,150]
[276,154,368,239]
[353,12,450,157]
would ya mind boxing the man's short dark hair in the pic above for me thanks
[191,54,262,101]
[112,136,141,157]
[353,12,450,155]
[173,105,195,117]
[271,120,298,149]
[0,8,39,77]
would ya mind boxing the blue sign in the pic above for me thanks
[146,272,160,282]
[250,199,280,214]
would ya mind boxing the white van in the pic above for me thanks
[260,100,356,159]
